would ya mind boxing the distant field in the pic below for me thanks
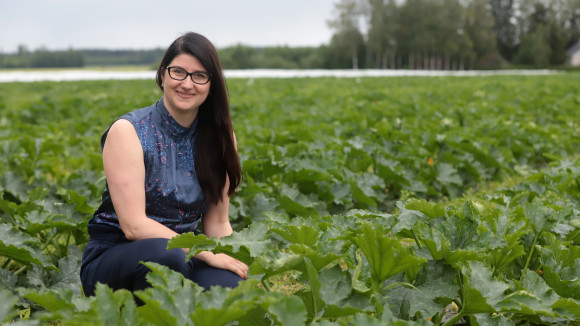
[1,75,580,324]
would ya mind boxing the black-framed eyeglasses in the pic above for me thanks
[165,66,211,85]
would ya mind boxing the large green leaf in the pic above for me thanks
[415,202,496,267]
[215,223,270,262]
[26,248,82,294]
[278,184,323,218]
[404,198,446,219]
[135,262,202,326]
[166,232,217,259]
[354,223,426,286]
[552,298,580,320]
[542,263,580,300]
[0,288,17,323]
[0,223,51,267]
[251,252,305,280]
[520,269,559,306]
[350,172,385,207]
[0,268,17,290]
[470,313,514,326]
[0,171,29,201]
[391,201,429,235]
[437,163,463,186]
[272,224,320,247]
[522,201,557,233]
[21,287,89,322]
[493,270,561,320]
[319,265,352,307]
[94,283,138,326]
[288,243,340,272]
[460,261,510,314]
[267,295,307,326]
[190,281,266,325]
[387,260,458,319]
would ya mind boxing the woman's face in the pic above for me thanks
[161,53,211,122]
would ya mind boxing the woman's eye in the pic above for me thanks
[173,68,186,75]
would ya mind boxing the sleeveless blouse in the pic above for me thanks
[88,98,207,235]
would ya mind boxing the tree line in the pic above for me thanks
[0,46,164,69]
[328,0,580,69]
[0,45,353,70]
[0,46,85,68]
[1,0,578,70]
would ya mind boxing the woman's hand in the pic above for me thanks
[199,252,248,279]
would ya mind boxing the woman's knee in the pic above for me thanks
[188,260,244,290]
[138,238,188,274]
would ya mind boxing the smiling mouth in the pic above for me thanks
[177,91,194,99]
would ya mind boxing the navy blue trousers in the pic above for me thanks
[80,227,243,297]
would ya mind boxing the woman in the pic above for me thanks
[80,32,247,296]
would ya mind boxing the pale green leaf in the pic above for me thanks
[272,225,320,246]
[355,224,426,285]
[387,260,458,319]
[135,262,202,326]
[437,163,463,186]
[268,295,307,326]
[461,261,510,314]
[471,313,514,326]
[552,298,580,319]
[0,288,17,323]
[166,232,217,260]
[94,283,138,326]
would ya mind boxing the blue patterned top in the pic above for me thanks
[89,98,207,235]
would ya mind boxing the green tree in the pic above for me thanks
[17,45,29,56]
[30,48,84,68]
[464,0,499,67]
[327,0,365,69]
[218,44,259,69]
[488,0,518,61]
[394,0,472,69]
[515,1,567,66]
[437,0,474,70]
[562,0,580,46]
[514,24,551,66]
[364,0,399,68]
[396,0,437,68]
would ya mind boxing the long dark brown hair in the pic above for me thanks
[156,32,241,205]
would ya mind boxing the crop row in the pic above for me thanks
[0,74,579,324]
[4,155,580,325]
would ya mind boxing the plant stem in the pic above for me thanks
[1,258,12,270]
[523,231,540,274]
[411,230,423,249]
[382,281,421,293]
[42,232,59,251]
[14,265,27,276]
[311,289,319,322]
[442,310,464,326]
[65,232,71,249]
[262,279,271,291]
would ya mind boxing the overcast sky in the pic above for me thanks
[0,0,338,53]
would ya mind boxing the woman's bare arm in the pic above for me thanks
[103,119,179,241]
[105,123,247,277]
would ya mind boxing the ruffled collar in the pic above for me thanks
[155,97,198,139]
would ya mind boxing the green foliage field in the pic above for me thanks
[0,73,580,325]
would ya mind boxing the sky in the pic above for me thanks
[0,0,338,53]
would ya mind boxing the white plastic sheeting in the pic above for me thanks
[0,69,559,83]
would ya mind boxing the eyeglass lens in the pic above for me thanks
[168,67,210,84]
